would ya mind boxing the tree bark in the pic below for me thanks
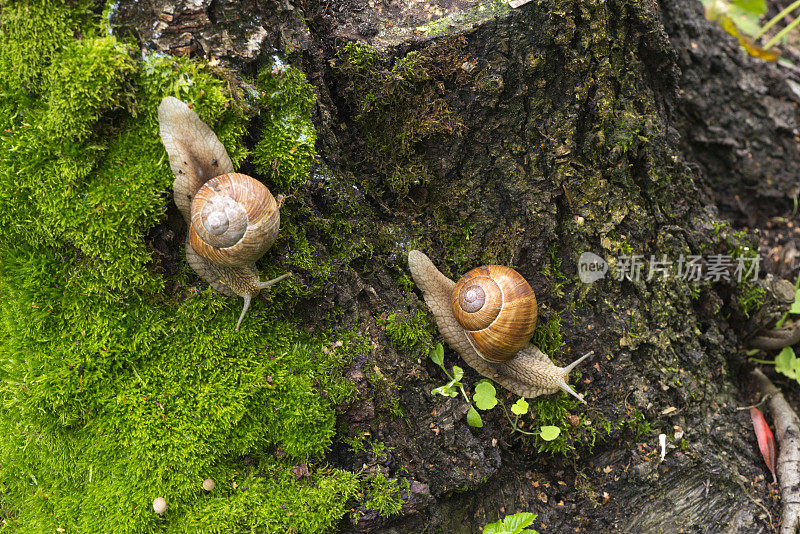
[114,0,800,531]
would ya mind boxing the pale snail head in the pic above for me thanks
[451,264,538,363]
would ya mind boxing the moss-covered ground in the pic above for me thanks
[0,1,400,531]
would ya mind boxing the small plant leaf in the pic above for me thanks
[774,347,797,379]
[511,397,529,416]
[749,407,777,484]
[452,365,464,381]
[730,0,766,17]
[502,512,538,533]
[539,426,561,441]
[790,289,800,314]
[482,520,504,534]
[430,343,444,367]
[431,385,459,398]
[483,512,539,534]
[474,380,498,410]
[467,406,483,427]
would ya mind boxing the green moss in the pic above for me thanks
[707,222,766,317]
[530,315,566,358]
[529,395,583,454]
[736,282,766,318]
[263,202,374,305]
[359,473,403,519]
[382,309,436,359]
[333,41,461,196]
[253,57,317,192]
[0,243,378,531]
[444,220,477,274]
[621,410,653,440]
[40,36,136,144]
[0,6,393,533]
[539,245,571,298]
[367,369,405,418]
[0,0,96,97]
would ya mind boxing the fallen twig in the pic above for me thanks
[736,393,774,411]
[751,369,800,534]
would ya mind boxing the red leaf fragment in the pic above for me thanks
[750,407,777,484]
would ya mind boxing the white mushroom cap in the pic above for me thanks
[202,478,215,491]
[152,497,167,515]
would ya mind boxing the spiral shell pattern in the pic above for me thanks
[451,265,537,363]
[189,173,280,268]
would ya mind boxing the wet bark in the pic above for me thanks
[114,0,800,532]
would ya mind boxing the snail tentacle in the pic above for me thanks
[256,272,293,290]
[235,295,252,332]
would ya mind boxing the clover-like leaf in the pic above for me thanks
[467,406,483,427]
[430,343,445,367]
[474,380,498,410]
[539,426,561,441]
[790,289,800,314]
[775,347,797,379]
[511,397,529,416]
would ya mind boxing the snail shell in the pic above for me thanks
[451,265,537,363]
[188,173,280,268]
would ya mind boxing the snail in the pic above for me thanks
[407,250,593,402]
[158,96,291,331]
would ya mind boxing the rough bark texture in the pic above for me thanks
[113,0,800,531]
[662,0,800,227]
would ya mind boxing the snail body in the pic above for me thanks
[408,250,592,402]
[158,97,291,331]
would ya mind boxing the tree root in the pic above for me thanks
[751,369,800,534]
[746,321,800,351]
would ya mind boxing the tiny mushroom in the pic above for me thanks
[202,478,215,491]
[152,497,167,515]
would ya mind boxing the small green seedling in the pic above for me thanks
[500,396,561,440]
[483,512,540,534]
[751,346,800,385]
[430,343,486,427]
[429,343,562,439]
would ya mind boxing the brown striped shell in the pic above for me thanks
[451,265,537,363]
[188,173,280,268]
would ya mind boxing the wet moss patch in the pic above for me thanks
[332,41,463,196]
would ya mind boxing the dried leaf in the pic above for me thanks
[749,407,777,484]
[740,37,781,61]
